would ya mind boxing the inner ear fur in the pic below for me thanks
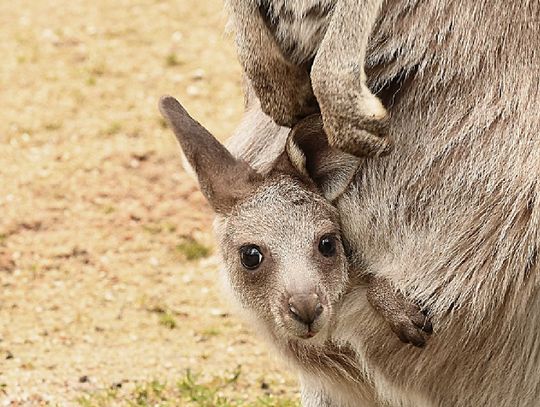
[285,114,361,201]
[159,95,262,213]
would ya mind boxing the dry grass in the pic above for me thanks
[0,0,298,404]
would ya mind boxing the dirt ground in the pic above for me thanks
[0,0,298,405]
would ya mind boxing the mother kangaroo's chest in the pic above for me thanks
[259,0,336,63]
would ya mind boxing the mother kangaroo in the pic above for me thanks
[162,0,540,405]
[226,1,540,405]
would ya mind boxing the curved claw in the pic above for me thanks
[391,311,433,348]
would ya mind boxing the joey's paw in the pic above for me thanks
[387,301,433,348]
[366,276,433,348]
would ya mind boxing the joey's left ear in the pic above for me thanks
[286,115,361,201]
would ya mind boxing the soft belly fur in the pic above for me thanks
[258,0,336,63]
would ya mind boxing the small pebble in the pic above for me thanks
[186,85,201,96]
[191,68,205,80]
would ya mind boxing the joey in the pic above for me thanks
[159,96,430,347]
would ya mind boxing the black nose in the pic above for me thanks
[288,293,323,326]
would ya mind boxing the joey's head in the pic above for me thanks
[159,96,359,343]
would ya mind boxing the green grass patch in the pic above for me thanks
[86,76,97,86]
[76,388,120,407]
[76,368,299,407]
[106,122,122,135]
[165,53,183,67]
[44,121,63,131]
[200,327,221,337]
[101,205,116,214]
[158,311,177,329]
[142,222,177,235]
[158,116,168,129]
[175,238,211,261]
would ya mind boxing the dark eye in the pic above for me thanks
[318,235,337,257]
[240,245,263,270]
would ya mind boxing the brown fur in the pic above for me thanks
[220,0,540,406]
[159,97,263,214]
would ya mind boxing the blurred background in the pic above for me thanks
[0,0,298,405]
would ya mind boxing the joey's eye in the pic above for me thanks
[240,245,263,270]
[318,235,337,257]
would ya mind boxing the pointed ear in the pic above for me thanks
[159,96,261,213]
[285,115,360,201]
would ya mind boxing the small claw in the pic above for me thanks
[422,318,433,335]
[391,323,426,348]
[408,330,427,348]
[397,330,410,344]
[420,310,434,334]
[410,311,433,335]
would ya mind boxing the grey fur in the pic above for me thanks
[224,0,540,406]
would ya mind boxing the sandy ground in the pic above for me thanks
[0,0,298,404]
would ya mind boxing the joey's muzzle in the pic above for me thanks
[288,293,323,327]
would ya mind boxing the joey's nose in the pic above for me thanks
[288,294,323,326]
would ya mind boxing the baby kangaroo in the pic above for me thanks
[225,0,391,157]
[159,95,431,347]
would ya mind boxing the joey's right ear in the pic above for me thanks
[285,115,361,201]
[159,96,262,213]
